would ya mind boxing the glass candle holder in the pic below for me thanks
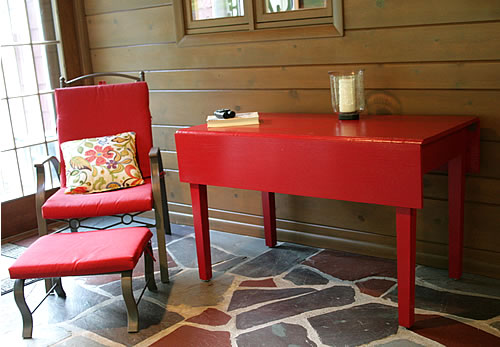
[329,70,365,120]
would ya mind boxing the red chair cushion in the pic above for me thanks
[55,82,153,187]
[42,179,153,219]
[9,227,152,279]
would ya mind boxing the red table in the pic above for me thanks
[175,113,480,327]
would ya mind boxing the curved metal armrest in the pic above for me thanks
[35,156,61,236]
[35,155,60,198]
[148,147,165,175]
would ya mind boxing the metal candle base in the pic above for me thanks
[338,112,359,120]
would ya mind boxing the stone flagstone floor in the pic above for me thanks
[1,217,500,346]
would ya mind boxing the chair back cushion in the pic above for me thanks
[55,82,153,187]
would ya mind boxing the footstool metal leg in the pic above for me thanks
[121,270,139,332]
[13,279,33,339]
[145,244,159,291]
[54,277,66,298]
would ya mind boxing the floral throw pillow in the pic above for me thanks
[60,131,145,194]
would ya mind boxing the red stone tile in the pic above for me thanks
[239,278,277,287]
[186,308,231,326]
[412,314,500,346]
[151,326,231,347]
[303,249,397,281]
[356,279,395,297]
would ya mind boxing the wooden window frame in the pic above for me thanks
[173,0,343,46]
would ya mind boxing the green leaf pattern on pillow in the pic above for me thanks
[61,132,145,194]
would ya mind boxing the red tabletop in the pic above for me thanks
[176,113,479,209]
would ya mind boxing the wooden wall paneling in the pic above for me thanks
[85,1,500,278]
[84,0,171,15]
[166,200,500,278]
[344,0,500,29]
[161,150,178,170]
[86,5,175,49]
[149,90,500,141]
[152,125,182,151]
[143,62,500,91]
[90,22,500,71]
[423,175,500,205]
[162,170,500,252]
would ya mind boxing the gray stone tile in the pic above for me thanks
[236,286,355,329]
[54,335,107,347]
[385,285,500,320]
[236,322,317,347]
[283,267,329,285]
[228,288,317,311]
[308,303,399,346]
[100,269,181,296]
[376,339,425,347]
[231,243,318,278]
[210,230,270,258]
[145,269,234,307]
[168,236,236,268]
[213,256,248,273]
[416,266,500,298]
[71,299,183,347]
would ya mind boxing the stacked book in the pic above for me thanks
[206,112,259,128]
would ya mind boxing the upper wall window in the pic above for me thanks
[173,0,343,45]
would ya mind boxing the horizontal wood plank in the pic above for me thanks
[90,22,500,71]
[84,0,171,15]
[87,5,174,49]
[149,90,500,141]
[139,62,500,90]
[423,174,500,205]
[344,0,500,29]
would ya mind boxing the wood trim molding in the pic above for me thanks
[55,0,93,81]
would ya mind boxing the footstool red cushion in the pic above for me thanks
[9,227,152,279]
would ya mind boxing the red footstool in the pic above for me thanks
[8,227,161,339]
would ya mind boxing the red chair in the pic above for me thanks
[35,72,170,284]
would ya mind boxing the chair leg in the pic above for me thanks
[145,243,159,290]
[53,277,66,298]
[153,178,170,283]
[121,270,139,333]
[14,279,33,339]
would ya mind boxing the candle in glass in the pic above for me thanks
[338,76,356,113]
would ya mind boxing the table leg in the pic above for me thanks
[396,207,416,328]
[190,183,212,281]
[261,192,277,247]
[448,154,465,279]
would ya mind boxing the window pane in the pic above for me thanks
[0,99,15,151]
[2,45,38,97]
[17,143,48,195]
[0,150,22,201]
[9,95,45,147]
[40,93,56,141]
[0,0,30,44]
[27,0,56,42]
[266,0,326,13]
[33,44,60,93]
[191,0,244,20]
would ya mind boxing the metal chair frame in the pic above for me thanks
[14,243,158,338]
[34,72,171,287]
